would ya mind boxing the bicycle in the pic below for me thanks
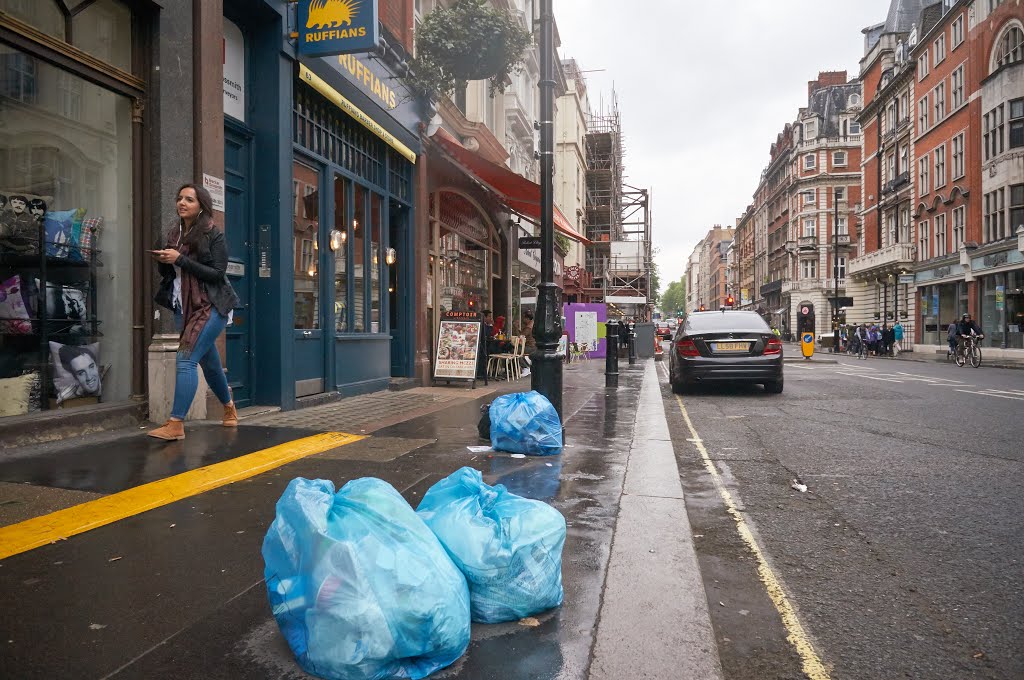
[954,334,983,368]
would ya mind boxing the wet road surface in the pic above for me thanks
[661,350,1024,680]
[0,362,648,680]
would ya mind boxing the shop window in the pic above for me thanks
[0,0,66,40]
[72,0,132,72]
[0,0,132,72]
[0,46,132,416]
[352,187,366,332]
[370,194,382,333]
[333,175,349,333]
[292,159,320,330]
[0,50,37,104]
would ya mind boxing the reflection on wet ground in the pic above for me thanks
[0,425,319,494]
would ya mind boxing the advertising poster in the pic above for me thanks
[434,312,482,380]
[575,311,598,349]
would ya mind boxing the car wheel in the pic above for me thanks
[671,379,687,394]
[764,378,784,394]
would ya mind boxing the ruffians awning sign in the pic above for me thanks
[298,0,378,57]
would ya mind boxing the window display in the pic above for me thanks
[0,44,132,416]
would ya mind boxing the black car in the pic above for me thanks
[669,310,784,393]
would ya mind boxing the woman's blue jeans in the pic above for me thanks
[171,309,232,419]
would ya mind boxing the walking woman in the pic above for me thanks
[149,184,240,440]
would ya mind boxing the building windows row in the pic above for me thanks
[952,132,965,179]
[993,25,1023,71]
[951,14,964,49]
[983,184,1023,242]
[933,33,947,68]
[984,99,1024,161]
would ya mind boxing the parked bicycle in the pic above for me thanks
[954,333,983,368]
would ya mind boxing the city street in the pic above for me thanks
[661,351,1024,680]
[0,354,1021,678]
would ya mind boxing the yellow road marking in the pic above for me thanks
[0,432,363,561]
[673,395,831,680]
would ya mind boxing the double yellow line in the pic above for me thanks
[673,394,832,680]
[0,432,363,561]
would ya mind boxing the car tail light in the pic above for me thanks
[676,339,700,357]
[764,337,783,355]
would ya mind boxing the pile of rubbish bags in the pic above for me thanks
[487,391,563,457]
[263,467,566,680]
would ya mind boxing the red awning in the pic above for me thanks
[432,128,591,245]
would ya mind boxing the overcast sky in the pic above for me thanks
[555,0,893,293]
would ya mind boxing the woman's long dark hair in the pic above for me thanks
[175,182,216,252]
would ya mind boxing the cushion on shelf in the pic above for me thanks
[0,372,37,417]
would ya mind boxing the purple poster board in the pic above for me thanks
[562,303,608,359]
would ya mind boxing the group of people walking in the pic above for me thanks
[841,322,905,357]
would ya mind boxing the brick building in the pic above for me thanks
[854,0,1023,356]
[784,72,863,344]
[697,225,735,310]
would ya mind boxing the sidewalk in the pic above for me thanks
[782,341,1024,369]
[0,358,721,679]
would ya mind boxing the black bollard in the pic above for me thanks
[605,320,619,388]
[628,324,637,365]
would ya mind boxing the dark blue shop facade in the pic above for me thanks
[222,0,420,410]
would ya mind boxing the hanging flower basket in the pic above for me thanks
[410,0,532,100]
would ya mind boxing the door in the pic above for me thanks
[224,125,253,406]
[292,158,327,397]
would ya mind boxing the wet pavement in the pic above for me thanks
[0,360,698,680]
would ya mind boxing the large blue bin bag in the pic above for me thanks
[262,477,471,680]
[489,391,563,456]
[417,467,566,623]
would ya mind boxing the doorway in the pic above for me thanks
[224,124,254,406]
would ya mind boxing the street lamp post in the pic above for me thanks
[833,188,840,353]
[531,0,563,421]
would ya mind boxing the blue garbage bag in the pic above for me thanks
[489,391,563,456]
[262,477,471,680]
[417,467,566,623]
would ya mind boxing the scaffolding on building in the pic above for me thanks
[583,91,652,316]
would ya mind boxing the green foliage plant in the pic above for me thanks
[410,0,533,100]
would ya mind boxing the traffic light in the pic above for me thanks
[699,304,706,312]
[726,295,735,307]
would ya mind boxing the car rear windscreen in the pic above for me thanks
[685,313,770,333]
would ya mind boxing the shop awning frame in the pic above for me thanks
[432,128,592,245]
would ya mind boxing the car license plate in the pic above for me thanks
[714,342,748,352]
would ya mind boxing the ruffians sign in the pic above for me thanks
[298,0,379,57]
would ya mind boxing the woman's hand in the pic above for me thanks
[152,248,181,264]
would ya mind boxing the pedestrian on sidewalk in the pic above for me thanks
[893,320,904,354]
[947,319,958,358]
[149,183,241,441]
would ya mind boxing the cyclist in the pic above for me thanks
[955,313,983,356]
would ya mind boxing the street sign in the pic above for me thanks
[898,274,915,285]
[519,236,542,250]
[801,306,810,315]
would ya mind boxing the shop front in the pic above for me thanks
[287,59,418,399]
[972,249,1024,351]
[0,1,151,428]
[916,265,967,347]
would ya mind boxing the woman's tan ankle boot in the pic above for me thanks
[223,402,238,427]
[148,419,185,441]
